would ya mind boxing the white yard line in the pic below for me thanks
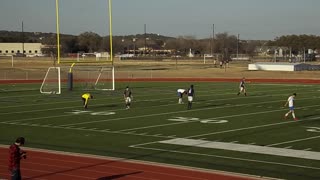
[160,138,320,161]
[131,145,320,170]
[52,99,320,127]
[0,122,171,138]
[186,115,320,139]
[2,101,320,142]
[118,121,191,132]
[0,86,315,112]
[266,135,320,147]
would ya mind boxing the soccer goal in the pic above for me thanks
[94,66,115,90]
[40,65,115,94]
[40,67,61,94]
[71,65,115,91]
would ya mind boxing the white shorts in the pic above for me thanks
[188,96,193,102]
[125,97,131,103]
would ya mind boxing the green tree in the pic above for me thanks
[78,32,102,53]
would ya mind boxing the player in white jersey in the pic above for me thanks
[177,89,186,104]
[284,93,298,120]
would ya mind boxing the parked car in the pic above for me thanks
[14,53,26,57]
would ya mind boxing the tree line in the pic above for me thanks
[1,30,319,57]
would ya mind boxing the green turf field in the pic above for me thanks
[1,81,320,179]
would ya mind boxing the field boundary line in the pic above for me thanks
[131,144,320,171]
[0,145,267,180]
[160,138,320,160]
[266,135,320,147]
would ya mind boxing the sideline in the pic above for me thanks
[0,145,267,180]
[160,138,320,161]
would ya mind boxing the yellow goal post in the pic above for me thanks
[55,0,114,65]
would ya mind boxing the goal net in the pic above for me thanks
[40,67,61,94]
[40,65,115,94]
[72,65,115,91]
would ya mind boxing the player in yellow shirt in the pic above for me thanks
[81,93,93,109]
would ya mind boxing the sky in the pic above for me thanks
[1,0,320,40]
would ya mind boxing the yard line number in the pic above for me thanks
[66,110,115,116]
[168,117,228,124]
[306,127,320,133]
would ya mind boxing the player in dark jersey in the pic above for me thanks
[237,77,247,96]
[187,85,195,109]
[124,86,132,109]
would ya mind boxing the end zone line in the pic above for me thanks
[130,144,320,171]
[266,135,320,147]
[160,138,320,161]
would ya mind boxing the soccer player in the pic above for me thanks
[81,93,93,109]
[177,89,186,104]
[237,77,247,96]
[284,93,298,120]
[9,137,27,180]
[187,85,195,110]
[124,86,132,109]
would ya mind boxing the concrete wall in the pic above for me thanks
[0,43,42,55]
[248,63,320,71]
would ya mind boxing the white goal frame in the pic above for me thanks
[94,66,115,91]
[40,67,61,94]
[40,66,115,94]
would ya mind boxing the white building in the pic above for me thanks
[0,43,42,56]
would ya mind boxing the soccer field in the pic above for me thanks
[1,81,320,179]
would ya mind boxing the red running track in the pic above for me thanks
[0,146,264,180]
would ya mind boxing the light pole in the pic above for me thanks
[22,21,25,56]
[237,34,239,60]
[211,24,214,56]
[144,24,147,56]
[133,38,136,57]
[121,38,125,54]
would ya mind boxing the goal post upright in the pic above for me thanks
[55,0,61,65]
[108,0,113,65]
[108,0,115,90]
[42,0,115,94]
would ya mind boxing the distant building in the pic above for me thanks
[0,43,42,56]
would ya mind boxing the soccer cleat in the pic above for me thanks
[283,116,287,120]
[294,118,298,121]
